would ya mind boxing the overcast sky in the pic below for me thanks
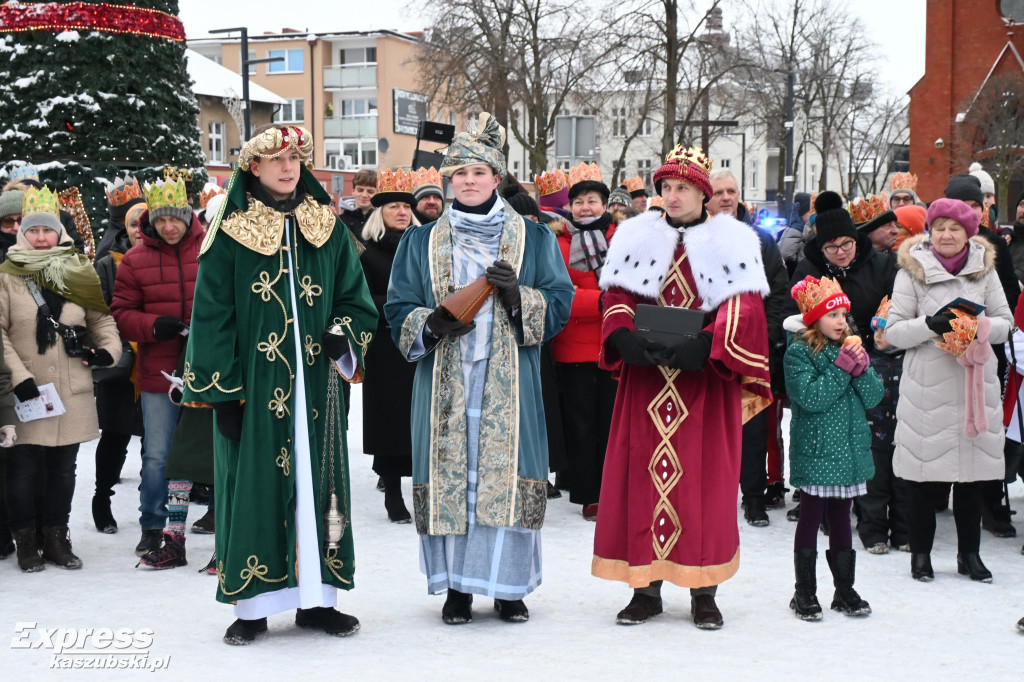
[178,0,927,95]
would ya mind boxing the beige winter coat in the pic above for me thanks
[0,273,121,447]
[884,234,1013,482]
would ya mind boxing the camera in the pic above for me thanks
[58,324,91,358]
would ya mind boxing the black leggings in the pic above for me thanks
[905,480,985,554]
[794,492,853,551]
[5,443,80,530]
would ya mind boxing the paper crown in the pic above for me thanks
[105,177,142,207]
[665,145,713,175]
[238,125,314,171]
[568,162,602,187]
[871,295,891,330]
[199,182,226,210]
[10,165,39,183]
[143,179,188,212]
[648,195,665,209]
[848,193,890,225]
[791,275,850,326]
[889,172,918,193]
[22,185,60,216]
[163,167,194,183]
[376,168,414,194]
[412,166,442,191]
[623,176,645,193]
[534,169,568,197]
[936,308,978,357]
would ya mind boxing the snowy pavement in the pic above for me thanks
[2,385,1021,679]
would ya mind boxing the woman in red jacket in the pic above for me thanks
[551,166,616,519]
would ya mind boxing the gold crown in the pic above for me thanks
[533,169,568,197]
[649,195,664,209]
[791,275,846,317]
[105,177,142,207]
[238,126,314,171]
[376,168,414,194]
[665,145,713,174]
[889,172,917,192]
[623,176,645,193]
[199,183,225,210]
[143,179,188,211]
[567,162,602,187]
[848,193,890,225]
[163,167,194,183]
[22,185,60,217]
[411,166,442,191]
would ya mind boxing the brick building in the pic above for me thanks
[909,0,1024,205]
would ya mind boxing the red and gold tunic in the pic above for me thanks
[592,214,772,589]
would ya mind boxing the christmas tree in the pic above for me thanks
[0,1,207,239]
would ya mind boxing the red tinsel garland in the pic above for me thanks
[0,1,185,42]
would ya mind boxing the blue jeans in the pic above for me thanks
[139,391,180,530]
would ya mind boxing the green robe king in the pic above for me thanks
[183,126,376,619]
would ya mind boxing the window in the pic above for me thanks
[750,164,758,190]
[640,117,652,137]
[247,50,256,75]
[512,160,521,178]
[558,160,571,171]
[448,110,457,127]
[207,121,224,164]
[211,54,223,66]
[268,48,304,73]
[339,47,377,65]
[637,159,653,185]
[611,159,626,177]
[342,140,377,169]
[274,98,305,123]
[340,98,377,117]
[720,158,731,168]
[612,106,627,137]
[325,140,342,169]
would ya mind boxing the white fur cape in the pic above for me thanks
[599,211,769,310]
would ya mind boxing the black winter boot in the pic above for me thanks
[13,527,44,572]
[41,525,82,569]
[826,549,870,616]
[441,589,473,624]
[956,552,993,583]
[223,617,267,645]
[790,549,822,621]
[383,476,411,524]
[92,493,117,534]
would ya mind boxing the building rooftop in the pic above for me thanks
[185,48,287,105]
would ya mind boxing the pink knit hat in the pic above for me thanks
[926,198,980,237]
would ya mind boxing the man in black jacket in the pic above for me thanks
[708,169,790,525]
[339,169,377,243]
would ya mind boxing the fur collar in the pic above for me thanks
[897,233,996,284]
[599,210,769,309]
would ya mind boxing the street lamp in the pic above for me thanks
[210,27,284,140]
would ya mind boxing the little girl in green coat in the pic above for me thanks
[784,275,884,622]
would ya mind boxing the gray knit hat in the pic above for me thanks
[608,186,632,208]
[0,190,22,219]
[149,205,193,224]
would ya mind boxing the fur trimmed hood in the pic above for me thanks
[897,233,996,285]
[599,210,769,309]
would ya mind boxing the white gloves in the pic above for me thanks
[0,425,16,448]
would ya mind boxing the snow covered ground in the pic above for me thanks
[3,386,1022,679]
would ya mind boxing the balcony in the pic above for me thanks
[324,65,377,89]
[323,116,378,138]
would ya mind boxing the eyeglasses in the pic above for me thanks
[890,195,915,206]
[822,239,856,255]
[1,216,22,228]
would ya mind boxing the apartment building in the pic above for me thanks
[188,28,446,174]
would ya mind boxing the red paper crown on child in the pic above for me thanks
[534,169,568,197]
[376,168,414,194]
[568,162,602,187]
[791,275,850,326]
[848,193,890,225]
[105,177,142,207]
[411,167,442,192]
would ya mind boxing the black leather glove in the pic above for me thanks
[169,386,183,405]
[213,401,244,442]
[13,378,39,402]
[153,316,186,341]
[609,329,665,366]
[425,306,476,338]
[485,260,522,312]
[84,348,115,367]
[322,331,347,361]
[925,311,956,336]
[651,330,714,371]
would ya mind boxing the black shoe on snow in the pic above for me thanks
[764,482,788,509]
[790,592,823,621]
[690,594,724,630]
[956,552,993,583]
[136,533,186,570]
[615,593,663,625]
[223,618,267,646]
[982,505,1016,538]
[135,529,162,557]
[786,503,800,522]
[743,496,769,527]
[442,589,474,625]
[546,481,561,499]
[191,507,215,534]
[295,607,360,636]
[494,599,530,622]
[92,494,117,534]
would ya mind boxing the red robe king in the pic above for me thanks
[592,210,773,588]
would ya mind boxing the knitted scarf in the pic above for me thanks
[565,212,613,275]
[0,245,109,313]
